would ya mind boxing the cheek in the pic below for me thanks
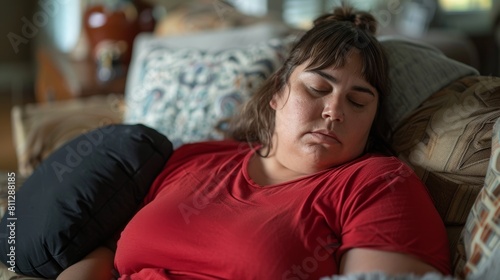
[285,101,315,129]
[348,108,377,139]
[274,98,312,137]
[279,94,307,116]
[362,111,377,133]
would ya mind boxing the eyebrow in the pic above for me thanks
[308,69,376,97]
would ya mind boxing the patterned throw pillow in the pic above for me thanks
[124,27,294,148]
[391,76,500,262]
[456,117,500,278]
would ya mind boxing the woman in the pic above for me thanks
[58,5,450,280]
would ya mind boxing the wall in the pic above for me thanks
[0,0,37,98]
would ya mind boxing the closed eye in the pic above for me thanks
[349,99,365,108]
[308,86,330,95]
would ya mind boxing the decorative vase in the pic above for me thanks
[83,0,155,81]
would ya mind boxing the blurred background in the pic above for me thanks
[0,0,499,171]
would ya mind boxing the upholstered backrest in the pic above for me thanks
[391,76,500,264]
[368,37,498,270]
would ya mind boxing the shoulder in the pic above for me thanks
[163,140,252,171]
[145,140,252,202]
[173,140,251,159]
[347,153,406,167]
[325,153,424,198]
[339,153,414,180]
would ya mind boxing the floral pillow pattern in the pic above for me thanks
[124,33,293,148]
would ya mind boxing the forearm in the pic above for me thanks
[340,248,441,276]
[56,246,115,280]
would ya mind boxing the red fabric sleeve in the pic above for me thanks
[335,158,451,275]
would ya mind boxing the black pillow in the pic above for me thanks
[0,124,173,278]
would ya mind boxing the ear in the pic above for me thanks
[270,94,278,110]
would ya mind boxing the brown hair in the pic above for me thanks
[229,5,392,155]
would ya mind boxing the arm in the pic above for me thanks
[329,158,451,275]
[340,248,440,276]
[56,247,115,280]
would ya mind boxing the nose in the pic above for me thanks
[321,96,344,122]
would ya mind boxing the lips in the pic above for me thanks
[309,129,341,144]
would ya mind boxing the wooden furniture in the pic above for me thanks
[35,48,126,103]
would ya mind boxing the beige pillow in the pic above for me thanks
[391,75,500,262]
[12,94,124,177]
[379,37,479,129]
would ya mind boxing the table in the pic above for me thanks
[35,48,126,103]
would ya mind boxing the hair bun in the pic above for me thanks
[313,5,377,35]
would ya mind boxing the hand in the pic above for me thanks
[56,247,115,280]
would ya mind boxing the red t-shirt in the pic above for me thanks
[115,141,450,279]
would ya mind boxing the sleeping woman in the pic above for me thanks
[57,5,451,280]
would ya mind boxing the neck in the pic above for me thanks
[248,149,307,186]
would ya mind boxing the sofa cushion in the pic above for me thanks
[391,76,500,261]
[12,94,124,177]
[379,37,479,128]
[455,117,500,278]
[123,25,294,148]
[0,124,173,278]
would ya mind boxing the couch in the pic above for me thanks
[0,18,499,280]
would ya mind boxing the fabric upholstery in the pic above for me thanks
[379,37,479,128]
[467,243,500,280]
[456,117,500,278]
[320,271,456,280]
[391,75,500,262]
[11,94,124,177]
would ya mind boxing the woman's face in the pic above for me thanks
[270,51,378,174]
